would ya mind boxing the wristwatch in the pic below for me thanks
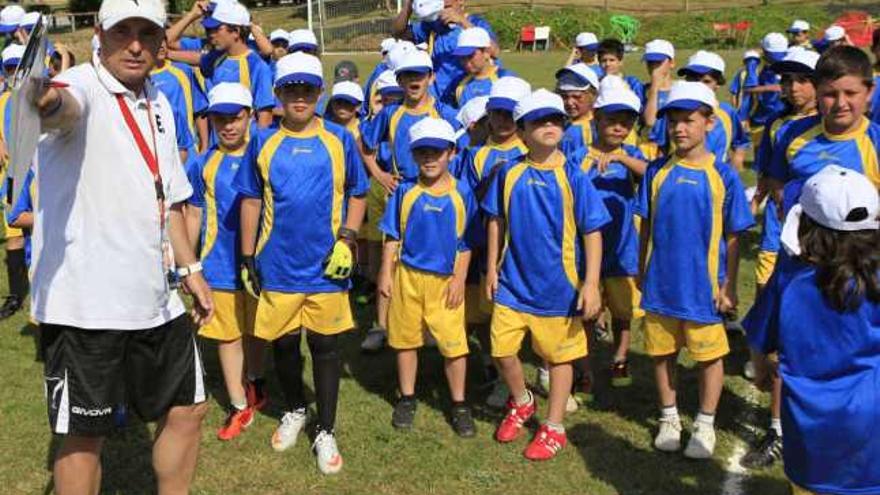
[337,227,358,242]
[176,262,203,278]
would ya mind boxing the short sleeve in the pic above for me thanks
[730,108,750,150]
[753,124,774,174]
[627,77,646,105]
[480,162,505,218]
[458,187,479,252]
[729,70,742,96]
[179,37,204,52]
[190,69,209,114]
[742,268,782,353]
[233,134,264,198]
[251,57,275,110]
[342,130,369,196]
[199,50,222,80]
[361,107,389,151]
[185,154,206,208]
[462,149,480,190]
[722,166,756,234]
[765,128,791,182]
[634,163,659,219]
[378,185,403,240]
[571,167,611,233]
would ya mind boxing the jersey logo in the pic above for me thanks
[230,161,240,171]
[676,177,699,186]
[291,147,313,156]
[423,204,444,213]
[817,151,838,163]
[527,178,548,187]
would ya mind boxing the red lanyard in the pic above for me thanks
[115,93,165,230]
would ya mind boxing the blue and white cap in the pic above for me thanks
[409,117,456,150]
[380,37,397,55]
[743,49,761,60]
[575,32,599,51]
[457,96,488,128]
[0,5,24,34]
[20,12,43,31]
[486,76,531,112]
[387,40,417,70]
[771,47,820,74]
[375,69,403,96]
[288,29,318,53]
[556,63,600,92]
[207,82,253,114]
[274,52,323,88]
[331,81,365,105]
[643,39,674,62]
[1,43,23,69]
[825,25,846,42]
[453,27,491,57]
[201,0,249,29]
[659,81,717,115]
[413,0,443,22]
[514,88,566,123]
[595,75,641,114]
[762,32,789,62]
[678,50,725,77]
[269,29,289,43]
[787,19,810,34]
[394,50,433,75]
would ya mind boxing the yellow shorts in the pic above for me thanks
[255,291,354,341]
[199,290,257,341]
[755,250,778,287]
[362,178,389,242]
[490,303,587,364]
[644,312,729,362]
[388,264,468,358]
[603,276,644,320]
[3,212,22,239]
[465,276,492,325]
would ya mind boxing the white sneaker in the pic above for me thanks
[313,430,343,474]
[534,367,550,396]
[566,394,579,413]
[271,409,307,452]
[485,381,509,409]
[360,328,387,352]
[684,422,716,459]
[654,416,682,452]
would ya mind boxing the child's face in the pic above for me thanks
[817,75,873,132]
[596,111,636,147]
[459,48,491,75]
[521,115,565,150]
[559,89,595,119]
[790,31,809,45]
[276,83,320,125]
[577,48,596,63]
[684,72,720,92]
[414,146,452,180]
[329,98,358,124]
[781,73,816,111]
[599,53,623,75]
[271,41,288,60]
[667,108,714,154]
[397,71,432,103]
[207,25,239,51]
[488,109,517,141]
[210,109,251,149]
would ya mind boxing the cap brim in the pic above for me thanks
[102,14,166,30]
[289,43,318,53]
[331,94,362,105]
[378,87,404,97]
[786,28,806,34]
[518,107,566,123]
[596,103,640,115]
[577,43,599,51]
[765,51,787,62]
[658,99,713,116]
[270,37,289,44]
[201,17,221,29]
[452,46,480,57]
[780,203,804,256]
[411,137,455,150]
[207,102,249,115]
[395,66,432,75]
[678,65,718,76]
[643,53,671,62]
[486,97,516,112]
[770,60,813,74]
[0,24,17,33]
[274,73,323,88]
[2,58,20,68]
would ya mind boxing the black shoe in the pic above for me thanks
[0,295,22,320]
[450,404,476,438]
[740,429,783,469]
[392,398,417,429]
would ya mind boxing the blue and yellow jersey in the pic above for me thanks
[870,73,880,125]
[578,144,645,277]
[705,102,750,161]
[379,177,477,275]
[186,145,248,290]
[6,167,35,266]
[561,115,597,156]
[750,65,785,128]
[481,153,611,316]
[646,88,671,148]
[200,49,275,110]
[635,154,754,324]
[0,89,13,149]
[730,58,760,122]
[233,119,370,293]
[743,258,880,495]
[362,60,389,117]
[767,115,880,198]
[149,71,193,152]
[152,62,208,149]
[460,137,528,191]
[361,98,459,180]
[454,65,514,108]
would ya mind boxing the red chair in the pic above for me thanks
[733,21,752,47]
[517,25,536,51]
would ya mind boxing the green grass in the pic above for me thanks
[0,51,790,494]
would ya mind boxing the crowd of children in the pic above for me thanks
[2,0,879,490]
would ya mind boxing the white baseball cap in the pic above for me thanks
[0,5,24,34]
[331,81,365,105]
[514,88,566,123]
[380,37,397,55]
[269,29,289,43]
[207,82,253,114]
[99,0,165,30]
[201,0,249,29]
[386,40,417,70]
[678,50,725,77]
[643,39,675,62]
[409,117,456,150]
[575,32,599,50]
[453,27,491,57]
[659,80,718,115]
[375,69,403,96]
[743,49,761,60]
[457,96,488,129]
[1,43,23,68]
[595,75,641,115]
[762,32,789,62]
[20,12,43,31]
[413,0,443,22]
[274,52,323,88]
[288,29,318,53]
[780,165,880,256]
[788,20,810,33]
[771,47,820,74]
[487,76,531,112]
[394,50,433,75]
[556,63,600,92]
[825,25,846,42]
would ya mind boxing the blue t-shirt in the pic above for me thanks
[152,62,207,151]
[481,154,611,316]
[363,60,389,117]
[705,102,750,161]
[453,65,514,108]
[635,154,755,323]
[200,50,275,110]
[744,259,880,495]
[561,115,597,157]
[5,166,34,266]
[186,146,247,290]
[730,58,760,122]
[379,177,477,275]
[232,119,370,293]
[750,65,785,128]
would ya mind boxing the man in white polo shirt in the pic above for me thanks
[29,0,214,492]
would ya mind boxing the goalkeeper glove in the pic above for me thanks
[240,255,261,299]
[324,227,358,280]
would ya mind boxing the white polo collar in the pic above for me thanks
[92,53,155,99]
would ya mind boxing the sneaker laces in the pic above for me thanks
[281,409,306,427]
[537,429,562,453]
[313,429,336,451]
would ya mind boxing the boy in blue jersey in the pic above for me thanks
[642,39,675,161]
[362,38,396,117]
[379,117,478,436]
[565,32,603,78]
[483,89,610,460]
[325,81,364,141]
[747,33,789,144]
[744,167,880,495]
[729,50,761,128]
[556,62,600,155]
[234,53,368,475]
[6,166,34,268]
[184,83,266,441]
[636,82,754,459]
[152,40,205,158]
[575,83,648,395]
[598,38,646,105]
[451,27,512,108]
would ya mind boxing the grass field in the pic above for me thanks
[0,50,794,494]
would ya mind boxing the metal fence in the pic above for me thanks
[315,0,396,53]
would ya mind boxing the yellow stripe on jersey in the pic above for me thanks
[473,138,527,178]
[455,65,500,103]
[715,106,733,159]
[201,150,224,258]
[169,64,197,137]
[397,177,467,244]
[786,121,824,162]
[235,54,251,90]
[573,114,593,147]
[347,117,361,143]
[449,179,467,238]
[824,118,880,188]
[500,161,530,269]
[552,166,579,289]
[399,184,423,249]
[316,122,347,237]
[255,132,286,255]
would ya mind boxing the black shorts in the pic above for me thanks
[40,315,207,437]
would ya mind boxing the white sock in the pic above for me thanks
[770,418,782,437]
[231,398,247,411]
[695,412,715,427]
[661,405,679,421]
[545,421,565,433]
[515,389,533,406]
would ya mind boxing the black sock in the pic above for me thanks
[273,331,307,412]
[307,331,341,432]
[6,248,27,299]
[571,355,591,384]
